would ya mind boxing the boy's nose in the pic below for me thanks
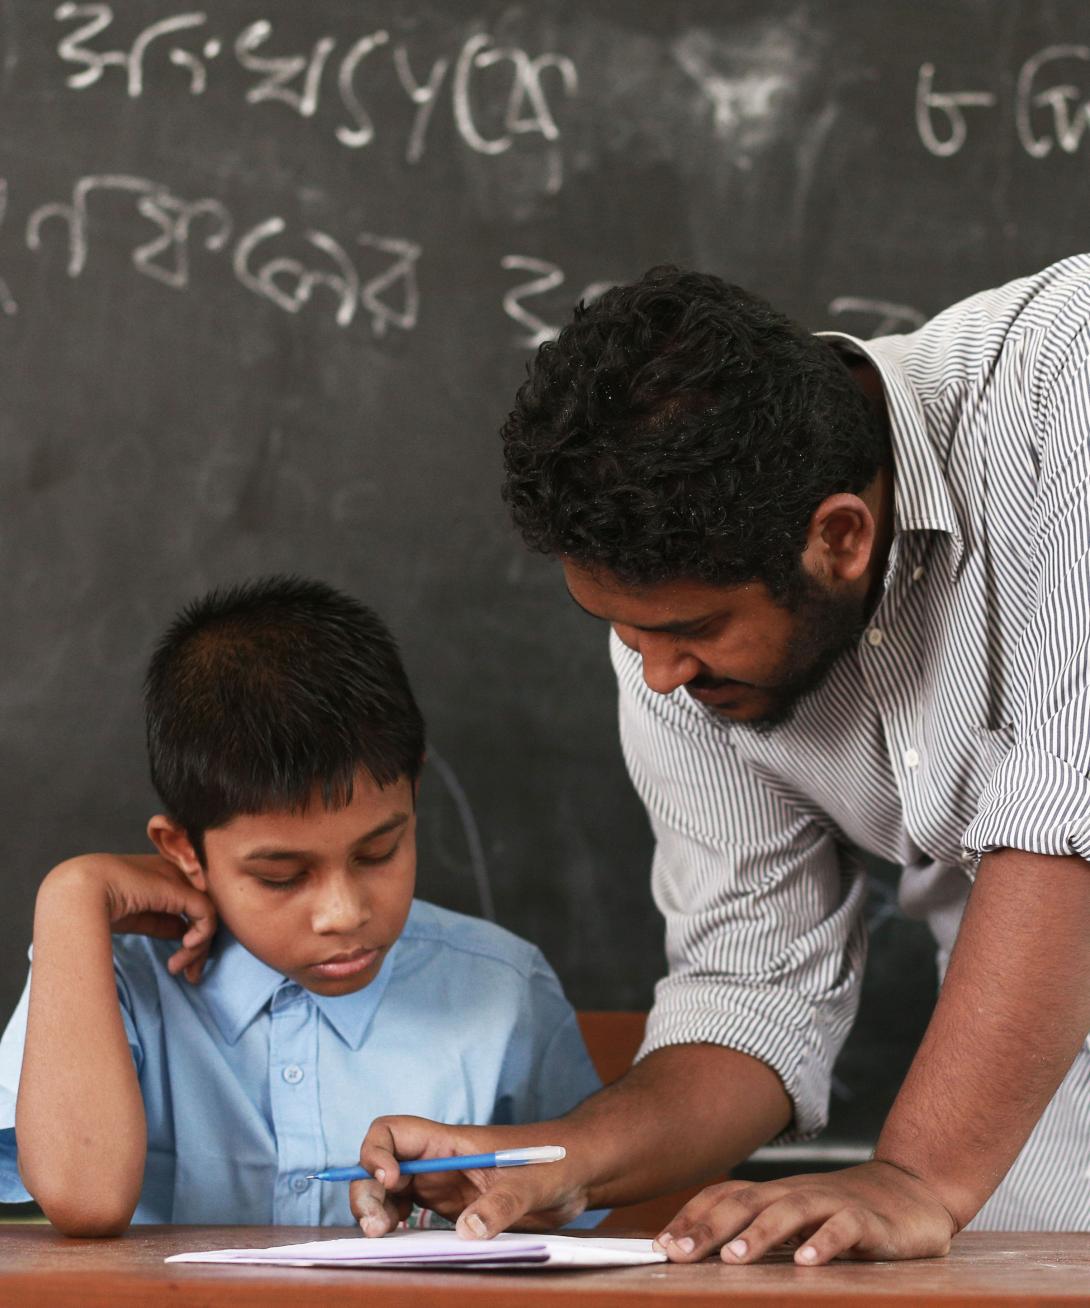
[312,875,370,935]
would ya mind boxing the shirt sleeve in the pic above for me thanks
[0,947,144,1205]
[962,316,1090,861]
[0,969,33,1202]
[491,953,605,1229]
[492,956,602,1127]
[613,632,868,1141]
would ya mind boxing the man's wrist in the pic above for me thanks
[872,1140,977,1233]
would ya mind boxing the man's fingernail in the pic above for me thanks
[375,1168,386,1184]
[798,1245,818,1263]
[363,1216,385,1236]
[654,1232,672,1250]
[675,1236,695,1254]
[728,1239,748,1258]
[463,1213,488,1240]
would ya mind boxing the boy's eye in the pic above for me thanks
[257,871,305,890]
[355,841,400,866]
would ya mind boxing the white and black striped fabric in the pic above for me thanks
[614,255,1090,1230]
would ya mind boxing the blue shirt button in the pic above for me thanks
[282,1064,305,1084]
[292,1176,309,1193]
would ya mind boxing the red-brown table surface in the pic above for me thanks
[2,1225,1089,1307]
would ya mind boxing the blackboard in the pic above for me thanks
[2,0,1088,1155]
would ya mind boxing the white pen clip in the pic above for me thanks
[493,1145,566,1167]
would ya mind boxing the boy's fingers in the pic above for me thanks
[167,934,215,982]
[117,912,188,939]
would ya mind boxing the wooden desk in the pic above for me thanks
[2,1226,1089,1306]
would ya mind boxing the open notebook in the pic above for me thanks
[166,1230,669,1271]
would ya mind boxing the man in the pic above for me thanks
[354,258,1090,1264]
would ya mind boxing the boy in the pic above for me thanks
[0,576,601,1236]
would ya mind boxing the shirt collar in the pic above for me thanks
[198,928,401,1050]
[817,331,965,571]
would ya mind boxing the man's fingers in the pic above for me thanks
[656,1181,770,1261]
[455,1186,528,1241]
[350,1179,401,1237]
[358,1116,440,1194]
[792,1206,871,1266]
[717,1193,840,1264]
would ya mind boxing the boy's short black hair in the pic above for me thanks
[145,576,425,857]
[500,265,890,601]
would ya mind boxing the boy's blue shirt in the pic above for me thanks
[0,899,603,1226]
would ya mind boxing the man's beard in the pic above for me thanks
[728,572,867,734]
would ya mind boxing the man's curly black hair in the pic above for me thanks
[500,266,890,601]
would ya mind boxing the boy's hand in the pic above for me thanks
[655,1161,957,1265]
[350,1117,588,1238]
[44,855,217,983]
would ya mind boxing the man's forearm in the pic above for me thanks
[17,866,146,1235]
[561,1043,791,1209]
[876,848,1090,1227]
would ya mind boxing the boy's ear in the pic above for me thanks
[147,814,208,892]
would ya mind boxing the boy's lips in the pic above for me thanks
[308,946,381,979]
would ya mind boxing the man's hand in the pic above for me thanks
[45,854,217,982]
[655,1161,958,1265]
[350,1117,589,1239]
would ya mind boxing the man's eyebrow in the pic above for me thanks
[565,588,721,636]
[243,813,410,862]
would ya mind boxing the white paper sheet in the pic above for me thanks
[166,1230,668,1270]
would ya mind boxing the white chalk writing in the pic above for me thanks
[501,255,613,347]
[0,180,17,316]
[53,8,578,174]
[26,174,420,338]
[917,46,1090,159]
[827,296,927,338]
[55,4,209,97]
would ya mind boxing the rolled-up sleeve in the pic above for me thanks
[962,325,1090,862]
[612,633,868,1140]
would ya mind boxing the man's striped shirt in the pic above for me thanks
[613,255,1090,1227]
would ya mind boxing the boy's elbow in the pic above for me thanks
[24,1166,139,1239]
[17,1110,146,1238]
[38,1193,136,1238]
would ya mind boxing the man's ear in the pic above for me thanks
[147,815,208,892]
[802,492,876,586]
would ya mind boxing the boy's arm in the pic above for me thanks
[16,856,216,1237]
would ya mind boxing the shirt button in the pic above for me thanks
[292,1176,310,1193]
[282,1064,305,1085]
[912,565,926,581]
[866,628,884,647]
[903,747,920,769]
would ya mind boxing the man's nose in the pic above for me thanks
[312,871,370,935]
[634,633,701,696]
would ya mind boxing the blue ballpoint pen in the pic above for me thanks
[307,1145,566,1183]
